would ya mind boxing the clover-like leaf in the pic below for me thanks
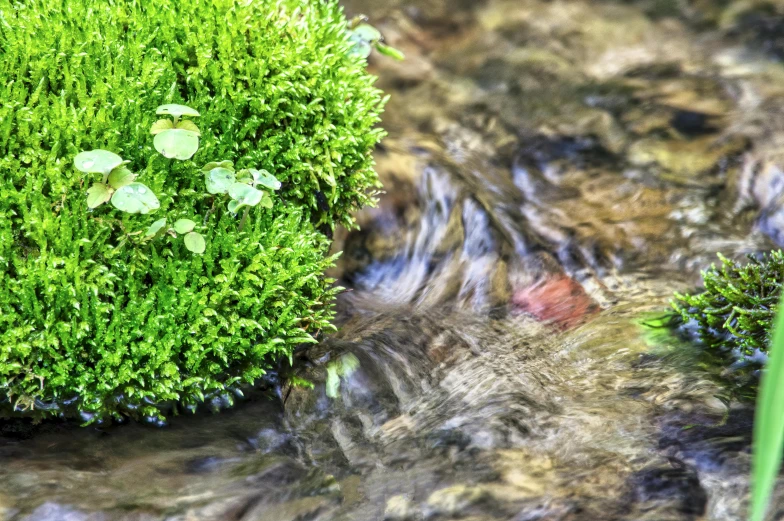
[107,166,136,189]
[154,129,199,160]
[156,104,200,118]
[352,24,381,43]
[227,199,242,214]
[260,194,273,209]
[205,167,236,194]
[86,183,112,209]
[173,219,196,234]
[249,168,281,190]
[111,182,160,214]
[74,150,124,175]
[184,232,206,254]
[348,36,372,59]
[375,42,405,61]
[145,218,168,237]
[175,120,201,136]
[150,119,174,135]
[228,182,263,207]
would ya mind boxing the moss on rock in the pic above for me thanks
[0,0,385,421]
[672,251,784,358]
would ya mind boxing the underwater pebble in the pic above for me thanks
[384,495,416,520]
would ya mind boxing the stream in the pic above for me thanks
[5,0,784,519]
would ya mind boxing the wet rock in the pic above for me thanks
[629,461,707,516]
[425,485,488,518]
[385,495,417,520]
[20,503,106,521]
[0,494,16,521]
[510,275,600,329]
[627,136,744,181]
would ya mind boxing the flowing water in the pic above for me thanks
[6,0,784,519]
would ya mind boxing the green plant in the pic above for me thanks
[151,104,201,161]
[750,292,784,521]
[347,16,405,61]
[672,251,784,358]
[0,0,386,422]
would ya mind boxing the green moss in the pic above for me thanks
[672,251,784,358]
[0,0,385,422]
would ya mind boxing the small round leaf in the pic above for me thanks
[74,150,123,175]
[156,104,200,118]
[145,218,168,237]
[352,24,382,43]
[227,200,242,214]
[348,37,372,59]
[111,182,160,214]
[154,129,199,160]
[176,120,201,136]
[184,232,206,254]
[228,182,262,207]
[173,218,196,234]
[107,166,136,189]
[205,167,236,194]
[86,183,112,209]
[260,194,273,209]
[150,119,174,135]
[249,168,281,191]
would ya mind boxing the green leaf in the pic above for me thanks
[218,160,234,169]
[173,219,196,234]
[326,364,340,399]
[111,182,160,214]
[205,167,236,194]
[156,104,200,118]
[352,23,381,43]
[107,166,136,189]
[86,183,112,209]
[338,353,360,376]
[348,36,372,59]
[250,168,281,191]
[751,294,784,521]
[260,194,273,209]
[227,200,242,214]
[154,129,200,160]
[375,42,405,61]
[150,119,174,135]
[184,232,206,254]
[74,150,123,175]
[176,120,201,135]
[228,182,263,207]
[145,218,168,237]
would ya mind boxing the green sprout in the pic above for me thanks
[347,17,405,61]
[143,217,206,255]
[151,104,201,160]
[202,162,280,226]
[74,150,159,214]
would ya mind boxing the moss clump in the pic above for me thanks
[672,251,784,358]
[0,0,385,422]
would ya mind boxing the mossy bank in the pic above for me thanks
[0,0,386,422]
[672,251,784,361]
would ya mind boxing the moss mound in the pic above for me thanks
[0,0,385,422]
[672,251,784,359]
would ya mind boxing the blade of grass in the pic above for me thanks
[750,295,784,521]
